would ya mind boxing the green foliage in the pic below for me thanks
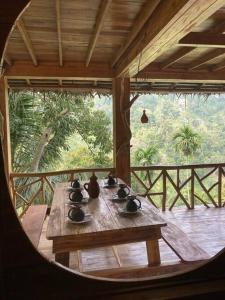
[9,91,112,172]
[173,125,201,158]
[9,92,42,171]
[134,145,159,166]
[130,94,225,165]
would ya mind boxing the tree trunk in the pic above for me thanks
[29,109,69,172]
[29,127,52,172]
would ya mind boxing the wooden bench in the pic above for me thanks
[161,220,210,262]
[144,202,210,262]
[21,204,48,248]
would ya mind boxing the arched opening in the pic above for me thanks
[2,1,225,299]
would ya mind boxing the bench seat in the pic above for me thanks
[22,204,47,248]
[161,220,210,262]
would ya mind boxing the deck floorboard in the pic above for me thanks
[37,206,225,276]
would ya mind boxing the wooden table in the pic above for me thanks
[46,181,167,268]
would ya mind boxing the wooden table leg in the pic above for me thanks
[55,252,70,267]
[146,239,161,266]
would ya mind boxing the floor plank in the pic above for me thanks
[37,206,225,278]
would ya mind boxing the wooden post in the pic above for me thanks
[112,77,131,185]
[146,239,161,266]
[218,166,222,208]
[191,168,195,209]
[162,170,166,211]
[0,77,12,186]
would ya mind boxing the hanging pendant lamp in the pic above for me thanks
[141,110,148,123]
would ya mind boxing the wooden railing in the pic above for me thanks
[131,163,225,211]
[10,163,225,216]
[10,167,114,217]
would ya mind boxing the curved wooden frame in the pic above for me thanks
[1,2,225,299]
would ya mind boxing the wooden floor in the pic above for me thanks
[38,206,225,278]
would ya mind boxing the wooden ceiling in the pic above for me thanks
[4,0,225,92]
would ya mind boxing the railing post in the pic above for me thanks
[162,170,166,211]
[218,166,222,208]
[191,168,194,209]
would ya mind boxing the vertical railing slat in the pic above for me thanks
[191,168,195,209]
[218,166,222,208]
[162,170,166,211]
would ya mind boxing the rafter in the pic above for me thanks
[188,49,225,70]
[56,0,63,66]
[161,47,194,69]
[161,20,225,70]
[212,61,225,72]
[16,19,37,66]
[4,54,12,66]
[179,33,225,48]
[115,0,225,77]
[111,0,160,67]
[85,0,111,67]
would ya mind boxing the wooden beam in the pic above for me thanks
[115,0,225,77]
[179,33,225,48]
[85,0,111,67]
[212,61,225,72]
[4,54,12,66]
[111,0,160,67]
[56,0,63,66]
[139,67,225,83]
[188,49,225,70]
[16,19,38,66]
[5,62,114,80]
[0,78,12,184]
[161,20,225,70]
[161,47,195,69]
[85,262,203,279]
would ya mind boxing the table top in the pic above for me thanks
[46,180,166,240]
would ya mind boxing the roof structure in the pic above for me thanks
[3,0,225,94]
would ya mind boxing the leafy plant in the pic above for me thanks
[9,91,112,172]
[173,125,201,159]
[134,145,159,166]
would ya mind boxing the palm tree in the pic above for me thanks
[173,125,201,201]
[134,145,158,166]
[173,125,201,160]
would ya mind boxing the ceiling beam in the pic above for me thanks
[212,61,225,72]
[111,0,160,68]
[56,0,63,66]
[16,19,38,66]
[161,20,225,70]
[139,67,225,83]
[188,48,225,70]
[161,47,195,69]
[5,62,114,80]
[85,0,111,67]
[115,0,225,77]
[4,54,12,66]
[179,33,225,48]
